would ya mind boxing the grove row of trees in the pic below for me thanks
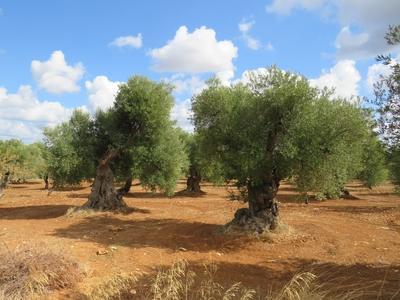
[1,26,398,233]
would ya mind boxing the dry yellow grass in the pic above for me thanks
[0,243,84,299]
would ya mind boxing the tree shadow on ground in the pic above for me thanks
[276,193,303,204]
[0,205,151,220]
[356,191,398,197]
[67,193,90,199]
[30,186,89,192]
[318,205,397,215]
[7,186,29,189]
[124,191,168,199]
[174,189,207,198]
[51,216,253,253]
[72,258,400,299]
[0,205,75,220]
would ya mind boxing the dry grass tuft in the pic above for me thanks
[84,260,400,300]
[0,242,84,299]
[86,273,139,300]
[149,260,256,300]
[65,207,98,217]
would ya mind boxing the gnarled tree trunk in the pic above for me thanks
[117,176,133,196]
[227,177,280,233]
[82,151,127,210]
[186,167,202,193]
[0,172,10,199]
[44,174,49,190]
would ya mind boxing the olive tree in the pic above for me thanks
[192,67,372,233]
[177,131,203,193]
[44,76,186,210]
[44,110,95,188]
[0,139,28,184]
[372,25,400,187]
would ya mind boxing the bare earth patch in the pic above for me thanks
[0,180,399,298]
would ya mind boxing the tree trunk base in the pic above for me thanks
[225,206,279,234]
[81,164,128,211]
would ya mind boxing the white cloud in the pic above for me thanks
[335,0,400,59]
[0,85,72,142]
[266,0,325,15]
[171,99,193,131]
[366,55,399,93]
[238,19,273,51]
[235,67,271,85]
[109,34,143,49]
[164,74,205,96]
[335,27,369,52]
[0,119,43,143]
[150,26,238,78]
[266,0,400,59]
[310,60,361,98]
[85,76,121,112]
[239,20,261,50]
[31,50,85,94]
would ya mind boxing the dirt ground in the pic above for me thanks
[0,180,399,298]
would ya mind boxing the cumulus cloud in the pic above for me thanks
[365,55,399,93]
[85,76,121,112]
[31,50,85,94]
[163,74,205,96]
[150,26,238,80]
[0,85,72,142]
[0,119,43,143]
[233,67,270,86]
[171,99,193,131]
[266,0,400,59]
[335,0,400,59]
[238,19,274,51]
[109,34,143,49]
[310,60,361,98]
[238,20,261,50]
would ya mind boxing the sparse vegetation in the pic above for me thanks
[84,260,400,300]
[0,243,84,299]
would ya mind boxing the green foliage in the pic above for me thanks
[292,99,369,198]
[105,76,185,195]
[192,67,373,199]
[0,139,27,181]
[132,126,188,196]
[0,140,47,182]
[372,24,400,189]
[24,143,48,180]
[43,76,185,194]
[359,135,388,188]
[388,147,400,188]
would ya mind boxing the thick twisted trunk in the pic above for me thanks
[117,177,133,196]
[82,150,127,210]
[227,177,280,233]
[0,172,10,199]
[44,175,49,190]
[186,167,202,193]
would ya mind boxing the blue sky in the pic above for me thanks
[0,0,399,142]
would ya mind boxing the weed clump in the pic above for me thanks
[0,243,84,299]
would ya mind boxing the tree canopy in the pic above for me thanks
[44,75,187,210]
[372,24,400,188]
[192,67,376,232]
